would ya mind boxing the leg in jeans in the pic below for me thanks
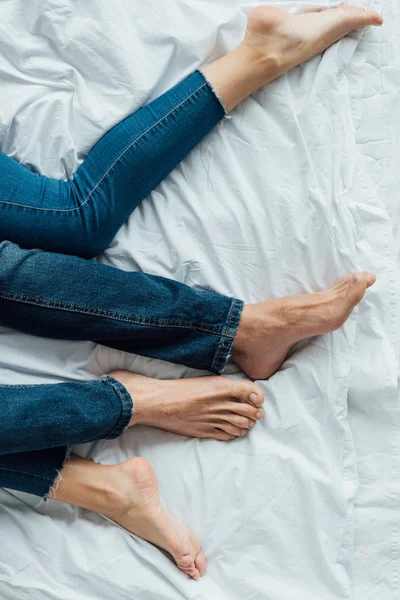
[0,377,132,495]
[0,354,265,451]
[0,72,225,258]
[0,240,376,381]
[0,240,241,373]
[0,4,383,582]
[0,377,133,455]
[0,7,382,260]
[0,6,382,379]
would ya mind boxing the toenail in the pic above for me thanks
[249,422,255,429]
[240,429,247,436]
[250,393,259,404]
[256,411,263,419]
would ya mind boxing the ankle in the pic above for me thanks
[233,42,281,87]
[86,463,137,522]
[237,40,282,85]
[51,456,130,517]
[202,44,280,113]
[231,304,253,359]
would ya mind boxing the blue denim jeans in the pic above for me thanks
[0,71,225,258]
[0,377,133,497]
[0,71,244,498]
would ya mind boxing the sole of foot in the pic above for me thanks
[232,272,376,380]
[103,457,206,580]
[109,372,265,440]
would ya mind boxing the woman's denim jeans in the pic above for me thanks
[0,71,244,498]
[0,377,133,498]
[0,71,225,258]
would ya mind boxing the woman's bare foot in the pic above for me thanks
[202,5,382,113]
[244,4,383,76]
[109,372,264,440]
[232,272,376,380]
[104,457,206,580]
[51,456,206,580]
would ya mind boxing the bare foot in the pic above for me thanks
[202,5,382,117]
[103,457,206,580]
[232,272,376,380]
[109,372,264,440]
[52,455,206,580]
[243,4,383,78]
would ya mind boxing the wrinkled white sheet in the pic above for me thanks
[0,1,398,599]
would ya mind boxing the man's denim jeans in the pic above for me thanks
[0,71,244,497]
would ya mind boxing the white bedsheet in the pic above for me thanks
[0,1,398,599]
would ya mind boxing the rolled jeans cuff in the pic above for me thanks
[211,298,244,374]
[100,375,134,438]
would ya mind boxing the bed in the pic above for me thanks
[0,1,398,598]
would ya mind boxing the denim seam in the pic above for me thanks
[210,299,236,372]
[100,375,133,439]
[210,298,243,373]
[0,82,208,215]
[0,465,54,483]
[0,289,236,337]
[197,69,230,119]
[69,396,132,441]
[0,384,39,389]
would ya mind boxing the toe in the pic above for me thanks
[233,381,264,407]
[177,554,195,569]
[195,551,207,576]
[168,526,206,580]
[338,6,383,28]
[218,421,248,437]
[225,401,264,421]
[346,271,375,306]
[225,414,257,430]
[176,555,199,580]
[213,429,237,441]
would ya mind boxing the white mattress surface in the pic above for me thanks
[0,1,398,599]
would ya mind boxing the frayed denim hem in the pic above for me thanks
[38,445,73,505]
[196,69,232,119]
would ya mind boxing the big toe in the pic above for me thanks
[169,525,207,581]
[233,381,264,407]
[346,271,376,306]
[338,5,383,28]
[195,551,207,576]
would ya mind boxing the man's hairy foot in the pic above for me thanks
[101,458,206,580]
[232,272,376,380]
[243,4,383,81]
[109,372,264,440]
